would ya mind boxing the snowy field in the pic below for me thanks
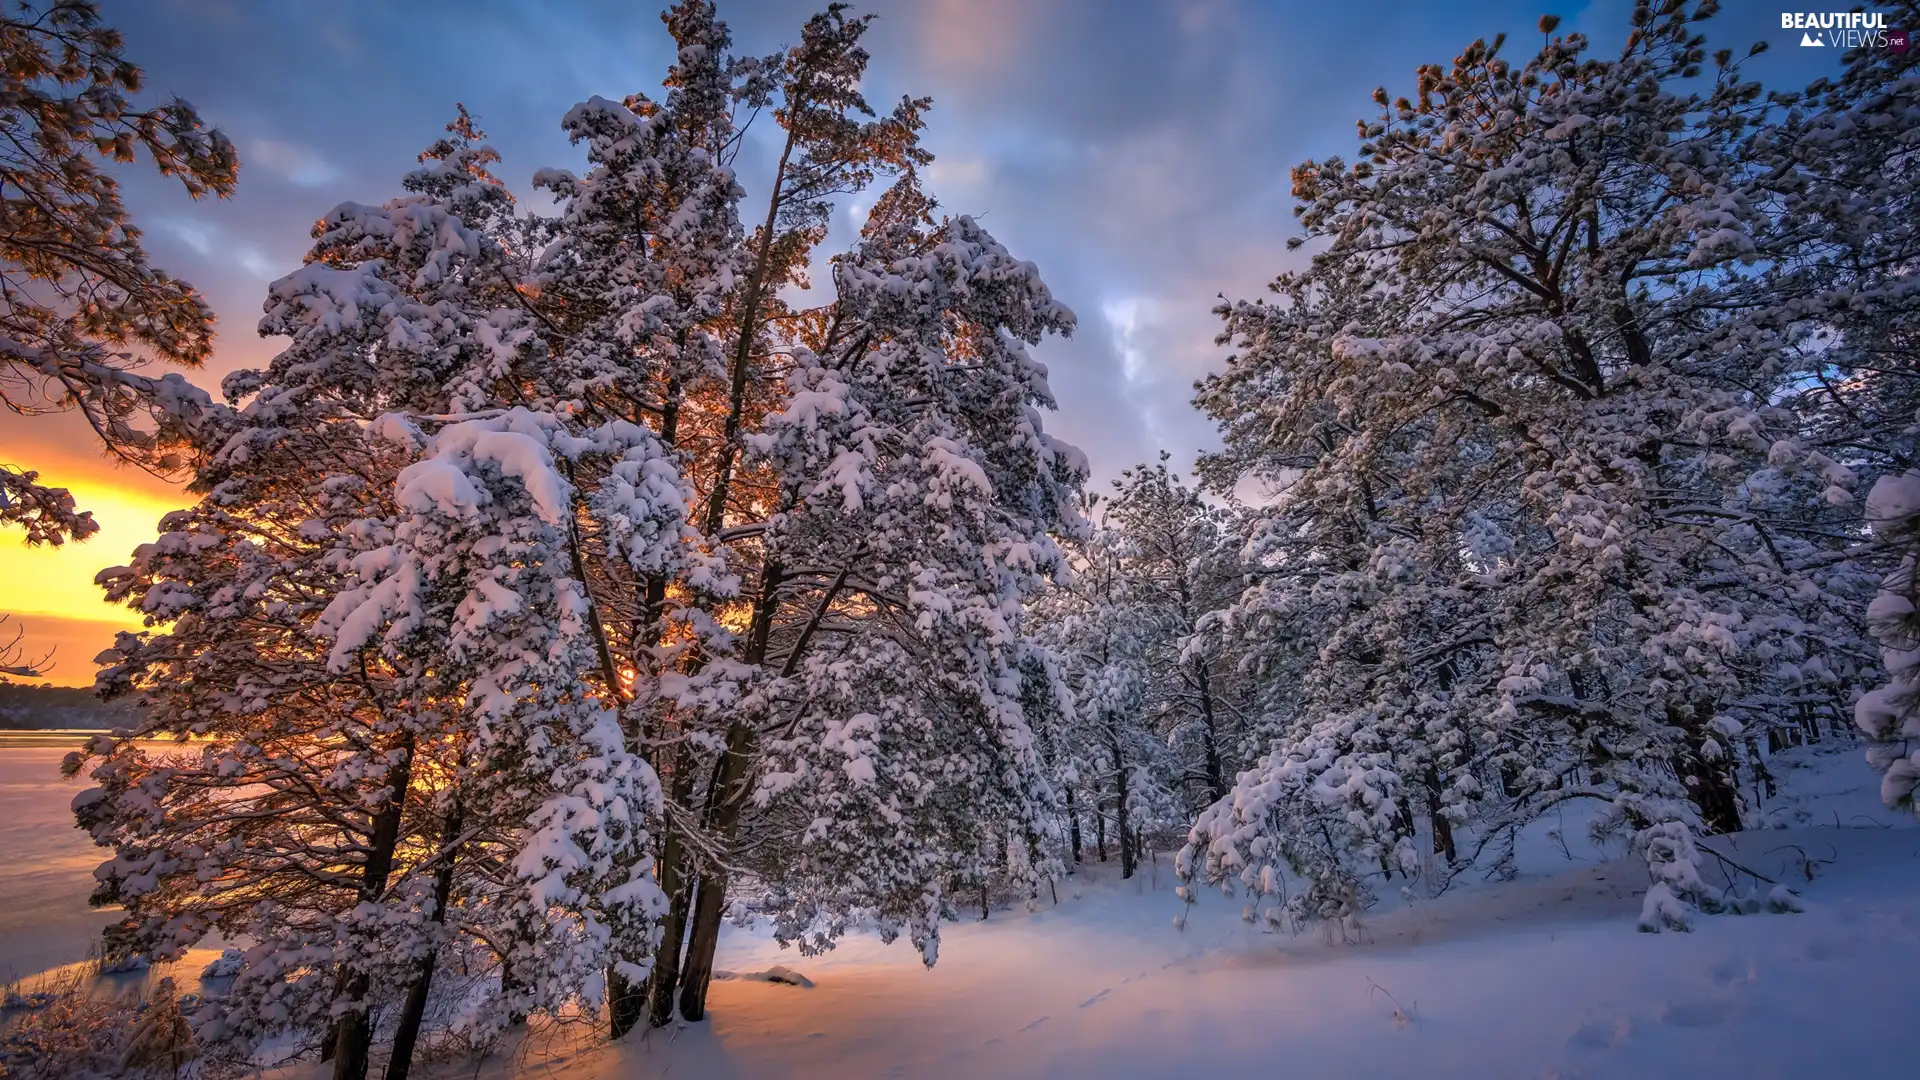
[4,740,1916,1079]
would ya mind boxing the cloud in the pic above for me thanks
[915,0,1039,79]
[152,217,284,282]
[156,216,216,256]
[926,157,987,193]
[236,249,278,280]
[101,0,1801,497]
[246,137,344,188]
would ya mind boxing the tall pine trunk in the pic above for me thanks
[676,553,788,1022]
[329,734,415,1080]
[385,797,462,1080]
[609,354,686,1039]
[643,741,700,1029]
[1110,719,1136,880]
[677,721,753,1022]
[1424,766,1457,865]
[1194,659,1225,806]
[1066,785,1082,865]
[665,118,796,1027]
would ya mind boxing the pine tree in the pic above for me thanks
[1181,2,1873,930]
[71,108,684,1080]
[1861,471,1920,812]
[1,0,237,532]
[573,4,1087,1026]
[668,161,1083,1013]
[72,416,449,1077]
[519,13,763,1024]
[1031,508,1171,881]
[1103,456,1248,810]
[1768,12,1920,814]
[319,408,668,1060]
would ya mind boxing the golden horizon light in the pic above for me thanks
[1,463,189,687]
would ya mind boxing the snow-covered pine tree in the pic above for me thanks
[318,408,668,1057]
[1030,501,1176,881]
[520,7,763,1024]
[223,105,524,425]
[72,107,688,1080]
[1103,456,1249,811]
[581,4,1050,1025]
[1765,13,1920,813]
[246,116,693,1069]
[0,0,237,527]
[1862,471,1920,812]
[670,158,1084,1010]
[71,414,449,1080]
[1182,2,1870,931]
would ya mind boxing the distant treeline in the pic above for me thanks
[0,684,140,730]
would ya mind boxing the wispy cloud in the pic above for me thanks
[156,215,216,256]
[247,137,343,188]
[153,216,283,282]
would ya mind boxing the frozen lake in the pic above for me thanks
[0,733,119,980]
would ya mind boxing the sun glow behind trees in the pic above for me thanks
[0,462,182,683]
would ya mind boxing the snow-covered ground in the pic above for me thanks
[4,740,1917,1078]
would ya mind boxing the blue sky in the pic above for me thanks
[82,0,1853,481]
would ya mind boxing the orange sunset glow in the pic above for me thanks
[2,417,193,686]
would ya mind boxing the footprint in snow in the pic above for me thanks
[1707,957,1757,986]
[1802,937,1856,962]
[1662,998,1738,1028]
[1080,988,1112,1008]
[1566,1017,1632,1055]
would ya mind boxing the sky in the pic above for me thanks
[0,0,1862,684]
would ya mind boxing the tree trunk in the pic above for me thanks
[677,858,728,1022]
[385,967,434,1080]
[1065,784,1082,865]
[644,793,698,1030]
[1111,722,1135,880]
[676,719,754,1022]
[1194,659,1226,805]
[329,735,415,1080]
[1679,707,1743,835]
[1423,765,1456,864]
[386,798,463,1080]
[640,742,700,1030]
[330,989,377,1080]
[1689,752,1743,835]
[703,129,796,537]
[607,358,686,1038]
[1095,796,1108,862]
[675,551,788,1023]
